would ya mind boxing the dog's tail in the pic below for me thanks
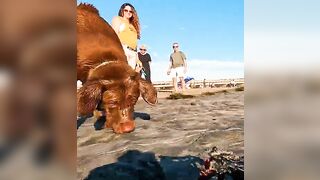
[77,80,103,116]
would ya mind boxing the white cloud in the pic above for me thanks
[246,31,320,74]
[150,59,244,82]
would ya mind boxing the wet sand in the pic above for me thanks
[77,87,244,179]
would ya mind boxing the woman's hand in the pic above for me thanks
[135,60,143,72]
[136,59,142,67]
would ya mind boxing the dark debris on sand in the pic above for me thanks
[198,147,244,180]
[166,93,195,99]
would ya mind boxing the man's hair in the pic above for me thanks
[173,42,179,46]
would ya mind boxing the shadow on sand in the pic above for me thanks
[77,114,93,129]
[134,112,151,120]
[84,150,203,180]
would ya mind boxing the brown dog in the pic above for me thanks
[77,3,157,133]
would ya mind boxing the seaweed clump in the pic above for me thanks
[197,147,244,180]
[235,86,244,91]
[201,92,216,96]
[166,93,195,99]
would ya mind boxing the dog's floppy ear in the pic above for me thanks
[139,79,157,105]
[77,80,103,116]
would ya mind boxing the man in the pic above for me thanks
[138,44,152,83]
[167,42,187,92]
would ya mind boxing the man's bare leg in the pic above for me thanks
[180,77,186,92]
[172,77,178,92]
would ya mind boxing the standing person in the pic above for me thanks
[111,3,142,72]
[138,44,152,83]
[167,42,187,92]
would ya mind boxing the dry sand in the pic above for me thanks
[77,87,244,179]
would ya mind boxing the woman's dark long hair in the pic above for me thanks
[118,3,141,39]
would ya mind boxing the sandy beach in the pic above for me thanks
[77,87,244,179]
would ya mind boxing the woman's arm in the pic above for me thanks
[148,54,152,62]
[149,54,153,69]
[111,16,121,34]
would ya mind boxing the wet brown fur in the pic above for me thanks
[77,3,126,83]
[77,3,157,133]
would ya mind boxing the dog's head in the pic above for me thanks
[77,61,157,133]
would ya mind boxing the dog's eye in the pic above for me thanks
[110,100,118,104]
[108,100,119,107]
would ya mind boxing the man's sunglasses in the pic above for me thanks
[140,49,146,51]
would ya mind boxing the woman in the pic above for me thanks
[112,3,142,71]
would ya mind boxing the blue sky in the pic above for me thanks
[246,0,320,73]
[77,0,244,81]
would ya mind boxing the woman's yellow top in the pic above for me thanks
[117,16,138,50]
